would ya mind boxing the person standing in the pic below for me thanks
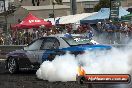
[106,20,115,44]
[120,22,129,44]
[85,24,94,40]
[24,29,29,45]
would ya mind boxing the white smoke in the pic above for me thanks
[36,53,78,82]
[36,47,132,82]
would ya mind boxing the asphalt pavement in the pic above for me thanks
[0,59,131,88]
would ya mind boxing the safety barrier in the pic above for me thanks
[0,45,26,59]
[0,44,131,59]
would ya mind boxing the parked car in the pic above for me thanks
[5,34,112,74]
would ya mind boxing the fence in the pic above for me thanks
[0,44,131,59]
[0,45,25,59]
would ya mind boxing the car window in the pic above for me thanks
[28,39,43,50]
[62,36,93,46]
[41,37,60,50]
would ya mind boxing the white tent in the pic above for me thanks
[80,7,130,24]
[44,12,97,25]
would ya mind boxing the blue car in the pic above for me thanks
[5,34,112,74]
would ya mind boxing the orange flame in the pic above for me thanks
[77,66,86,76]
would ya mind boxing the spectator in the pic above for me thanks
[24,29,29,45]
[106,20,115,44]
[128,24,132,39]
[84,24,94,40]
[31,29,37,40]
[120,22,129,44]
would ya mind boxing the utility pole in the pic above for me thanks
[3,0,8,44]
[0,0,8,32]
[70,0,77,15]
[52,1,55,22]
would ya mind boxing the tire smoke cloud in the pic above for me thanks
[36,48,132,82]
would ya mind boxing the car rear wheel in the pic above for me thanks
[7,58,19,74]
[77,76,85,84]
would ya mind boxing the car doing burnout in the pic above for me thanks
[5,34,112,74]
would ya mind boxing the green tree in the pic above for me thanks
[55,0,63,5]
[94,0,110,12]
[32,0,40,6]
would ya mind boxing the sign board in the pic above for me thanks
[109,0,121,21]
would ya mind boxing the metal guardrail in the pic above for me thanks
[0,45,26,52]
[0,45,26,59]
[0,44,131,59]
[108,44,132,48]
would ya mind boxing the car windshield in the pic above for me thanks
[62,36,93,46]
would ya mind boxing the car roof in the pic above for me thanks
[48,34,81,37]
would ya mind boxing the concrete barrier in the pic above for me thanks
[0,45,26,59]
[109,44,132,48]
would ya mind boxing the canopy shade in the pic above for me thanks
[121,13,132,23]
[80,7,130,24]
[44,13,96,25]
[12,13,52,30]
[123,13,132,18]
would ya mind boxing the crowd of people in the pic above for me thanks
[0,20,132,45]
[95,20,132,44]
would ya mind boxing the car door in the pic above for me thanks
[36,37,60,64]
[25,39,43,63]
